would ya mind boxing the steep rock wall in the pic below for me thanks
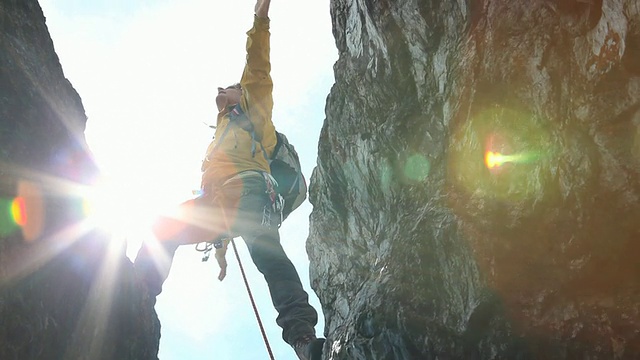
[309,0,640,359]
[0,1,158,359]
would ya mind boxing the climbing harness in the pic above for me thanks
[195,241,214,262]
[262,171,284,228]
[195,238,226,262]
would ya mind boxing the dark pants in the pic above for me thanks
[134,172,317,345]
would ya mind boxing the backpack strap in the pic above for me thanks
[210,120,234,154]
[229,104,271,161]
[211,104,264,158]
[271,132,283,158]
[257,137,269,162]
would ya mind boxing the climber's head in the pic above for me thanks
[216,83,242,112]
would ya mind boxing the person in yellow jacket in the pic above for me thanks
[133,1,324,359]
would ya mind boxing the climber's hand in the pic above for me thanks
[215,246,228,281]
[255,0,270,18]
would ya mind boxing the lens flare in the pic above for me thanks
[404,154,431,181]
[485,150,540,169]
[11,197,27,226]
[485,151,502,169]
[1,198,19,236]
[448,105,557,204]
[16,181,45,242]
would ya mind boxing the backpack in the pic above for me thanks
[214,104,307,221]
[269,131,307,221]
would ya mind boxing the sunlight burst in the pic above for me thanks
[85,180,143,233]
[83,176,172,250]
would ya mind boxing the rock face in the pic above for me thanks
[309,0,640,359]
[0,1,158,359]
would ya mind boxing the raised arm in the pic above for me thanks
[255,0,271,18]
[239,0,276,150]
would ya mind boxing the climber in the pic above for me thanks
[132,0,324,359]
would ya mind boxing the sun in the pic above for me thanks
[84,177,155,237]
[83,171,195,259]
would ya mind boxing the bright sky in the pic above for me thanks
[39,0,336,359]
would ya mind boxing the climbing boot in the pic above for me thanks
[293,335,325,360]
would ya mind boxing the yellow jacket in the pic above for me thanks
[201,16,277,188]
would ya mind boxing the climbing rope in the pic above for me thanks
[230,238,275,360]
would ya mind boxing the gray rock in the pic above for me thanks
[309,0,640,359]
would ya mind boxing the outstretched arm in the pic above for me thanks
[255,0,271,18]
[239,0,276,152]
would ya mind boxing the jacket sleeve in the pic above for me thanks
[240,15,277,155]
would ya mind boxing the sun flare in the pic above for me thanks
[82,174,183,254]
[84,178,153,235]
